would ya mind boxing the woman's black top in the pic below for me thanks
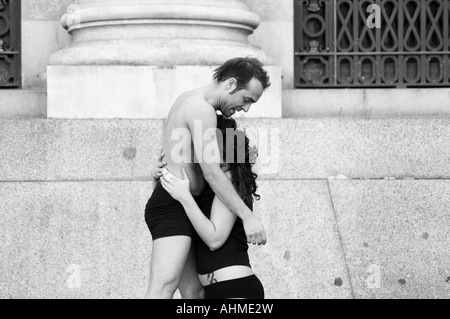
[196,184,252,275]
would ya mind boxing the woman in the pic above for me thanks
[155,115,264,299]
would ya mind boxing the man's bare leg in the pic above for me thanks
[146,236,191,299]
[178,241,204,299]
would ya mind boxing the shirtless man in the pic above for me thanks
[145,57,271,299]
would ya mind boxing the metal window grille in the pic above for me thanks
[295,0,450,88]
[0,0,21,88]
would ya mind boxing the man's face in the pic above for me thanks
[222,78,264,118]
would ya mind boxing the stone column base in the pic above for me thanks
[47,65,281,119]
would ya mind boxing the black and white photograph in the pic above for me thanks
[1,0,450,305]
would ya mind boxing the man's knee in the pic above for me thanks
[178,274,205,299]
[179,285,205,299]
[147,277,180,299]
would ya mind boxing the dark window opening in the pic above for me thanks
[295,0,450,88]
[0,0,21,88]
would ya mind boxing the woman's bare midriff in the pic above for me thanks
[198,266,255,287]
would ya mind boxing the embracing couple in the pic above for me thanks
[145,57,271,299]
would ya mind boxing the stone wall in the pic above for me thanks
[21,0,72,89]
[1,118,450,299]
[3,0,449,300]
[243,0,294,90]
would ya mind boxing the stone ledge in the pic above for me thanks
[0,180,350,299]
[0,90,47,119]
[251,180,352,299]
[0,120,164,181]
[2,117,450,181]
[283,88,450,119]
[0,181,152,299]
[329,180,450,299]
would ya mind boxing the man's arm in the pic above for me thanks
[185,104,267,245]
[205,170,267,245]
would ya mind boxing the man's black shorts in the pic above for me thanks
[145,182,201,241]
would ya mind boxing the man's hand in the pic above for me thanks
[242,215,267,246]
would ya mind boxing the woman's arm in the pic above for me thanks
[179,194,236,251]
[161,167,236,251]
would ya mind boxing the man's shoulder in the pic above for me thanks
[180,96,217,120]
[180,94,214,111]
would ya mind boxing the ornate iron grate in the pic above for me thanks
[0,0,21,88]
[295,0,450,88]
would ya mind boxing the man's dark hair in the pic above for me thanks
[213,57,271,91]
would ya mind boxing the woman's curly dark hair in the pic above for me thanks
[216,115,260,208]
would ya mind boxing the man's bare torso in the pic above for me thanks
[162,90,208,196]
